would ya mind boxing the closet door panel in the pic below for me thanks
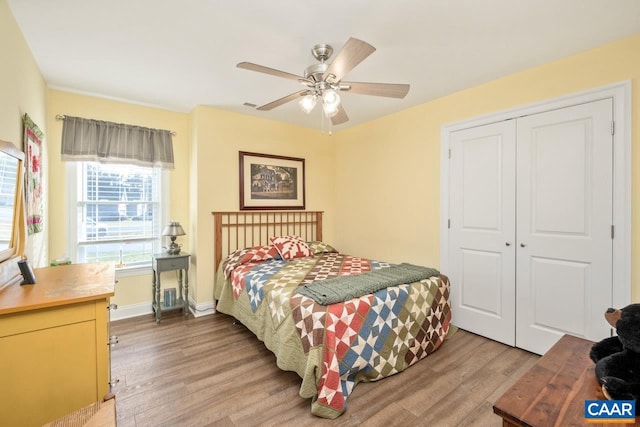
[449,121,516,345]
[531,124,588,234]
[459,249,502,314]
[529,257,588,334]
[516,99,613,355]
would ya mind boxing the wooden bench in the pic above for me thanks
[493,334,638,426]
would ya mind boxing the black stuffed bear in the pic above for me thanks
[589,303,640,401]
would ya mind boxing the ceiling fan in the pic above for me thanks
[237,37,410,126]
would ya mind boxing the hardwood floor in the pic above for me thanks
[110,311,539,427]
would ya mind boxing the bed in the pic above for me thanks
[213,211,451,419]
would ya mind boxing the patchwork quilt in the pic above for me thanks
[214,245,451,419]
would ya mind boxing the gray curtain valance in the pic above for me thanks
[61,115,174,169]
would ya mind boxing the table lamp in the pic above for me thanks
[162,221,185,255]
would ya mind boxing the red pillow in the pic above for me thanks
[270,235,313,260]
[222,244,280,278]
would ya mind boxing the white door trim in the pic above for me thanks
[440,80,631,309]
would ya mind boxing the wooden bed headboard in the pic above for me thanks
[212,211,323,273]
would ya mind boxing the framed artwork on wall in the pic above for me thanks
[23,114,44,235]
[239,151,305,210]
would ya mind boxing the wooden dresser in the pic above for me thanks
[0,263,115,427]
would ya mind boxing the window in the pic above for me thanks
[67,162,167,272]
[0,150,19,249]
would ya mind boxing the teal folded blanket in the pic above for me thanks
[296,263,440,305]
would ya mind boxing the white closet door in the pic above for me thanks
[515,99,613,355]
[449,121,516,345]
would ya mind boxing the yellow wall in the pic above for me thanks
[190,106,336,307]
[0,0,48,273]
[335,33,640,301]
[46,90,191,308]
[44,95,336,310]
[0,1,46,144]
[3,0,638,310]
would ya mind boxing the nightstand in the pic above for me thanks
[151,252,190,323]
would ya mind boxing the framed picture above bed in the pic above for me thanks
[239,151,305,210]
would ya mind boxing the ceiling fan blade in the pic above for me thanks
[322,37,376,82]
[256,90,309,111]
[341,81,410,99]
[237,62,303,81]
[331,104,349,125]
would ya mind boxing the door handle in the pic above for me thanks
[520,243,526,247]
[505,242,511,247]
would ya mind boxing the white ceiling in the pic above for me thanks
[7,0,640,131]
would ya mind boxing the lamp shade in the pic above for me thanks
[322,102,339,118]
[162,221,185,237]
[322,89,340,108]
[299,94,317,114]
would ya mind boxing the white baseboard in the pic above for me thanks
[110,298,215,321]
[190,299,216,317]
[110,301,153,321]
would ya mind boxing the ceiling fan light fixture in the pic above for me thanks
[322,101,339,118]
[322,89,340,108]
[299,94,317,114]
[238,38,409,129]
